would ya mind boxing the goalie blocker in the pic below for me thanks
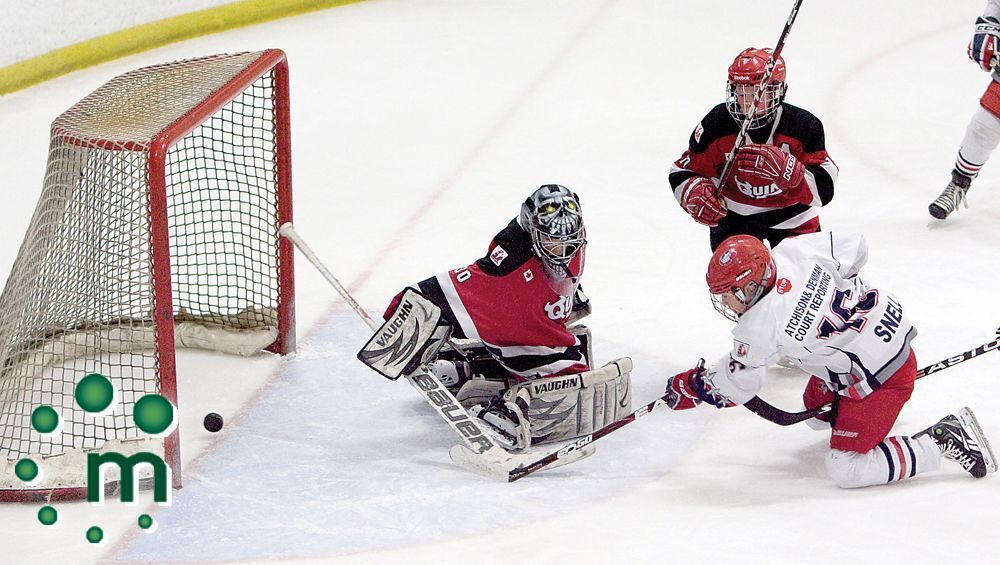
[357,288,452,380]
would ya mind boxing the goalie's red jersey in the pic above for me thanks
[386,219,589,381]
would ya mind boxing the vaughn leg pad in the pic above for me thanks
[511,357,633,444]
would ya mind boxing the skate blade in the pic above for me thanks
[958,407,998,474]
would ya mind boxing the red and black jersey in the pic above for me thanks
[669,102,839,231]
[386,219,589,381]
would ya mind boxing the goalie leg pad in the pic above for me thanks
[357,288,452,380]
[511,357,633,445]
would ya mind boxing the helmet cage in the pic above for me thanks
[725,47,787,130]
[725,81,786,130]
[706,235,775,322]
[709,276,767,322]
[519,185,586,275]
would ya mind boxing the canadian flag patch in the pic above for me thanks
[523,269,534,282]
[490,245,508,266]
[694,122,704,144]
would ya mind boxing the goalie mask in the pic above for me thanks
[706,235,776,322]
[726,47,787,130]
[518,184,586,281]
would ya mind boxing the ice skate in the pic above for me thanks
[928,171,972,220]
[914,407,997,478]
[471,388,531,452]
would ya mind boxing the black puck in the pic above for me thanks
[203,412,224,432]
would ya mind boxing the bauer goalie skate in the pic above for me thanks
[914,407,997,478]
[470,389,531,452]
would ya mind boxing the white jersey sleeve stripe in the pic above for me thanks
[840,326,916,399]
[504,358,585,379]
[436,272,482,341]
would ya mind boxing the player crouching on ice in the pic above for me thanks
[360,185,632,453]
[664,232,997,487]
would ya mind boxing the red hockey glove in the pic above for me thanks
[802,375,838,429]
[665,364,713,410]
[969,16,1000,72]
[734,144,805,195]
[679,177,727,226]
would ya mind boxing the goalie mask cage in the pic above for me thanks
[0,49,295,502]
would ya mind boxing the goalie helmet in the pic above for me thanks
[726,47,787,130]
[518,184,586,279]
[706,234,776,322]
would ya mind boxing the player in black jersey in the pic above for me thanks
[668,47,839,250]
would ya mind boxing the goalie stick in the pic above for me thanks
[745,326,1000,426]
[716,0,805,196]
[278,223,514,460]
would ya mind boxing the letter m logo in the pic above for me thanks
[87,451,170,504]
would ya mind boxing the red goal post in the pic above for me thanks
[0,49,295,501]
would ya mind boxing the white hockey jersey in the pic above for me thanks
[703,232,917,405]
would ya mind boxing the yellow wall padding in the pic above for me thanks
[0,0,367,95]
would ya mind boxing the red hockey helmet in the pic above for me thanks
[706,235,776,321]
[726,47,787,130]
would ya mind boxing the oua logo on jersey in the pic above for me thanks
[12,373,175,544]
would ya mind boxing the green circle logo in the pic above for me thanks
[28,374,175,541]
[134,394,174,435]
[38,506,58,526]
[75,374,115,414]
[31,406,60,434]
[138,514,155,530]
[14,459,38,482]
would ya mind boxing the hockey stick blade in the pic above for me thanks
[449,443,596,482]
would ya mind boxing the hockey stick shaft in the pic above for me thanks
[746,327,1000,425]
[716,0,805,195]
[279,222,512,458]
[506,358,703,481]
[508,391,673,482]
[278,222,379,331]
[915,331,1000,378]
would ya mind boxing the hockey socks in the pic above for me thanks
[825,436,941,489]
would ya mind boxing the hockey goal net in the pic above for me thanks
[0,49,295,501]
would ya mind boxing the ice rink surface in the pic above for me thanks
[1,1,999,563]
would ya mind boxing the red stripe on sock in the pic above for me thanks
[888,437,908,481]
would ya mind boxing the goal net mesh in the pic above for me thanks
[0,51,291,493]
